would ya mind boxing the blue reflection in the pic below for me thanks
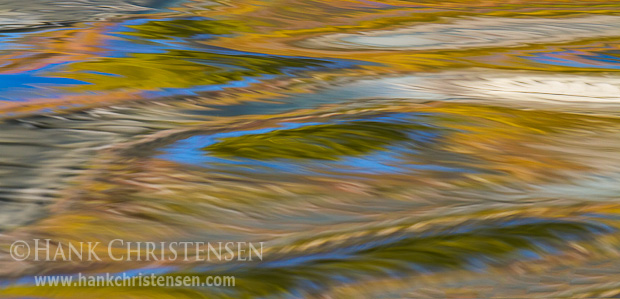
[528,50,620,69]
[158,112,480,176]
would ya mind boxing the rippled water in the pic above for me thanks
[2,0,620,298]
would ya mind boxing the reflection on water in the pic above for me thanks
[302,16,620,51]
[0,0,177,31]
[2,0,620,298]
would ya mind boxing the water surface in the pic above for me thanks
[2,0,620,298]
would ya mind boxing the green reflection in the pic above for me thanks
[60,50,328,92]
[216,219,607,297]
[204,121,433,160]
[2,219,602,298]
[123,19,249,40]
